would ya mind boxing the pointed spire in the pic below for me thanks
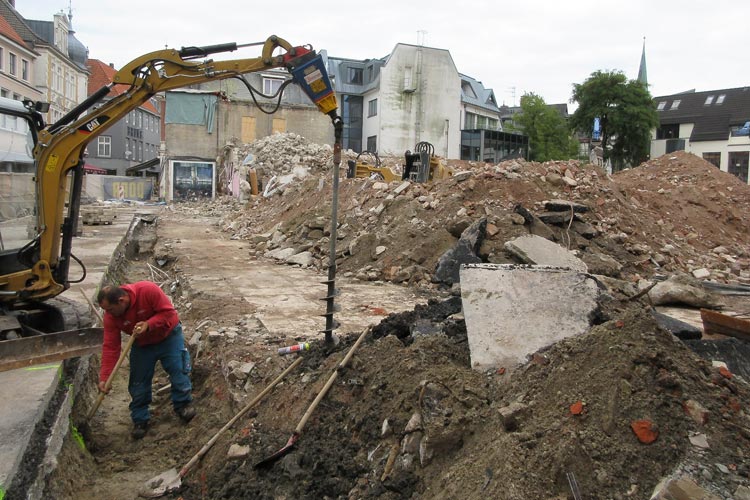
[637,37,648,86]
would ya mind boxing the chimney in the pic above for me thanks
[109,63,115,68]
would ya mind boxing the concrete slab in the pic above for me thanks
[459,264,599,372]
[503,234,588,272]
[0,364,60,493]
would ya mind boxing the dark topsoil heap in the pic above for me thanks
[47,145,750,500]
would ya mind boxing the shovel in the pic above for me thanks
[139,356,304,498]
[255,327,369,468]
[79,332,137,439]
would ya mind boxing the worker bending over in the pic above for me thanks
[98,281,196,439]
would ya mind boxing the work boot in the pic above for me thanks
[131,421,149,440]
[175,404,196,423]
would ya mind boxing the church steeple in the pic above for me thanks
[637,37,648,86]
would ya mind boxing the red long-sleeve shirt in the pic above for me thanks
[99,281,179,382]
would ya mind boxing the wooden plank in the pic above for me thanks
[700,309,750,341]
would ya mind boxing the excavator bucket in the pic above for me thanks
[0,328,103,372]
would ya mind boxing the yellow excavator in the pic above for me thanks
[403,141,453,182]
[0,35,339,371]
[345,151,400,182]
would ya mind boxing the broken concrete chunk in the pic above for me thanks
[452,171,473,182]
[650,475,722,500]
[227,444,250,459]
[266,247,296,261]
[497,402,527,431]
[381,419,392,438]
[460,264,599,372]
[434,218,487,285]
[692,268,711,279]
[504,234,588,272]
[404,412,422,433]
[581,252,622,277]
[286,251,313,267]
[648,274,724,308]
[393,181,411,194]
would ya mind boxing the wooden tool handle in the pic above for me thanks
[86,332,138,421]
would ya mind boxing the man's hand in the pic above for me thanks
[133,321,149,336]
[98,381,111,394]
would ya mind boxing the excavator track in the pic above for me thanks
[0,296,101,372]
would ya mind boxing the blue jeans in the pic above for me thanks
[128,323,192,424]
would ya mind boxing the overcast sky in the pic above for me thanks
[15,0,750,108]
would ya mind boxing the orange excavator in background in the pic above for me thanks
[0,35,339,371]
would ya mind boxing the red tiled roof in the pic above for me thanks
[86,58,159,114]
[0,14,27,48]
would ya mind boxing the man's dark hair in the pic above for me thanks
[97,285,127,305]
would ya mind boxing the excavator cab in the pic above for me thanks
[403,141,453,183]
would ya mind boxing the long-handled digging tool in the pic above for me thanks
[139,356,304,498]
[78,331,137,438]
[255,326,369,468]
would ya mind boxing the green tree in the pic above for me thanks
[515,93,578,162]
[570,70,658,170]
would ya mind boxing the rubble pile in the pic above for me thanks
[200,147,750,288]
[235,132,357,177]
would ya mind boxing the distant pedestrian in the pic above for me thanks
[97,281,196,439]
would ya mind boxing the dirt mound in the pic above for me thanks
[173,303,749,500]
[205,150,748,288]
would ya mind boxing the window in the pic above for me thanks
[8,53,16,76]
[55,65,62,91]
[716,94,726,105]
[656,123,679,139]
[348,67,363,85]
[21,60,29,81]
[368,98,377,117]
[702,152,720,168]
[670,100,681,110]
[263,77,283,95]
[98,136,112,157]
[657,101,667,110]
[0,48,3,71]
[366,65,374,83]
[367,135,377,152]
[465,112,477,128]
[704,95,714,105]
